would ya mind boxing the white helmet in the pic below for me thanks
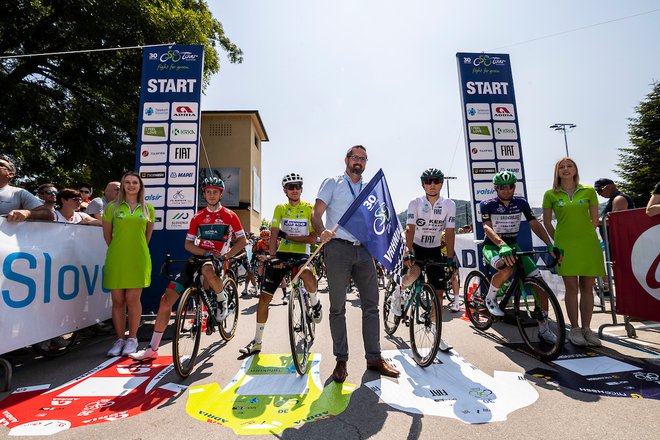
[282,173,303,187]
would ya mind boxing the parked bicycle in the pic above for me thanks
[383,260,447,367]
[463,248,566,360]
[161,254,239,377]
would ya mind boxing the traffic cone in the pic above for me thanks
[201,303,208,333]
[461,285,474,321]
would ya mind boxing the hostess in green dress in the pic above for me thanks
[542,185,605,277]
[103,201,155,289]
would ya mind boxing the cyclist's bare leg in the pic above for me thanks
[153,289,180,333]
[578,276,595,328]
[491,266,513,290]
[256,291,274,324]
[201,264,223,293]
[299,267,319,304]
[401,265,421,289]
[125,288,143,339]
[562,276,580,327]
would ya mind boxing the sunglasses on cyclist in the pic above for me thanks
[285,184,302,191]
[496,184,515,191]
[423,178,442,185]
[40,190,58,196]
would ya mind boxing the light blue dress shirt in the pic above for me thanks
[316,172,368,242]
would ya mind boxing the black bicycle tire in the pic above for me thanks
[288,287,309,375]
[383,282,401,335]
[32,331,80,358]
[463,270,494,331]
[219,278,239,341]
[409,283,441,367]
[514,277,566,361]
[172,287,202,378]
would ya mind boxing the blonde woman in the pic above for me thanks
[103,172,155,356]
[542,158,605,347]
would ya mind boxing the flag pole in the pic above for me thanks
[291,224,338,283]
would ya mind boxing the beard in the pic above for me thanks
[350,164,364,175]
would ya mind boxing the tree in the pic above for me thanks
[617,82,660,207]
[0,0,242,191]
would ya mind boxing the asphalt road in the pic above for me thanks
[2,279,659,439]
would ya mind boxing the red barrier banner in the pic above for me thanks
[608,208,660,321]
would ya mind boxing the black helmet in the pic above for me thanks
[201,176,225,190]
[420,168,444,183]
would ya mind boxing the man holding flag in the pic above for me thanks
[312,145,401,383]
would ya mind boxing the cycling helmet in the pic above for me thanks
[420,168,444,183]
[260,229,271,238]
[281,173,303,187]
[493,171,517,185]
[201,176,225,190]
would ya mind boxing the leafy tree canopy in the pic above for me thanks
[0,0,242,191]
[617,82,660,207]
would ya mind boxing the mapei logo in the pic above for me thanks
[169,171,193,179]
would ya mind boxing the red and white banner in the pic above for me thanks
[608,208,660,321]
[0,357,184,436]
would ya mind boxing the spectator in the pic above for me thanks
[103,172,155,357]
[646,181,660,217]
[53,189,101,225]
[36,183,59,212]
[542,158,604,347]
[87,181,121,220]
[0,156,43,215]
[78,183,93,211]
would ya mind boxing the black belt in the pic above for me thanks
[333,238,361,246]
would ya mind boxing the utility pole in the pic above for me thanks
[549,123,576,157]
[444,176,457,199]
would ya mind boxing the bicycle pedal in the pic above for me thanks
[206,324,215,335]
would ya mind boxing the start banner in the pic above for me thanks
[607,208,660,321]
[0,218,111,355]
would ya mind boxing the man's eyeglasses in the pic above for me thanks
[40,190,58,196]
[349,155,368,163]
[285,183,302,191]
[423,178,442,185]
[496,184,515,191]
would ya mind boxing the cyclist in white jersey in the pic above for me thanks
[392,168,457,351]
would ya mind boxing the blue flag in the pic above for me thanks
[337,169,404,271]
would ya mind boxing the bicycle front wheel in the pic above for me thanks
[514,277,566,361]
[409,284,441,367]
[219,278,239,341]
[382,282,400,335]
[173,287,202,378]
[288,287,310,375]
[463,270,493,331]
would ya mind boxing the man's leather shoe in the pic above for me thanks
[366,358,400,378]
[332,360,348,383]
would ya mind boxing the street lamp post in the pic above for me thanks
[444,176,457,199]
[549,123,576,157]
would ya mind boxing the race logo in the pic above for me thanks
[471,162,497,181]
[141,123,169,142]
[168,144,197,163]
[167,187,195,208]
[491,103,516,121]
[469,142,495,160]
[167,165,196,185]
[144,187,166,208]
[467,123,493,140]
[630,225,660,300]
[159,49,199,63]
[465,103,490,121]
[142,102,170,121]
[495,142,520,160]
[493,122,517,140]
[139,165,167,186]
[166,210,195,230]
[139,144,167,164]
[373,203,391,236]
[170,123,198,142]
[171,102,199,121]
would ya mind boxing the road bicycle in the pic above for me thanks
[161,254,239,377]
[463,248,566,361]
[271,257,316,375]
[383,260,447,367]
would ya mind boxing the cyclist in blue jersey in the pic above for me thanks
[480,171,562,342]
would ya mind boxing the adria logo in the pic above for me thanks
[175,106,193,114]
[631,225,660,300]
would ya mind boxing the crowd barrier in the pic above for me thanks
[0,218,111,356]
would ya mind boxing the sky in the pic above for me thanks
[202,1,660,218]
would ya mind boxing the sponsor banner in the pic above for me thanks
[166,209,195,230]
[144,187,166,208]
[139,165,167,186]
[169,143,197,163]
[469,142,495,160]
[185,354,355,435]
[136,44,204,312]
[465,103,491,121]
[140,143,168,163]
[366,349,538,424]
[142,102,170,121]
[167,165,196,185]
[474,182,497,201]
[0,357,185,435]
[167,187,195,207]
[153,209,164,231]
[457,52,531,257]
[608,209,660,320]
[0,219,111,354]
